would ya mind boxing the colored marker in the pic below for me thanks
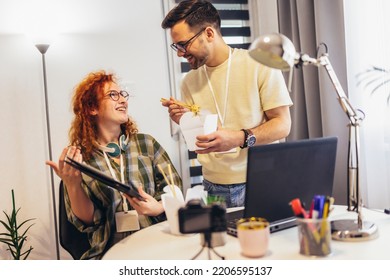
[312,195,325,219]
[290,198,309,219]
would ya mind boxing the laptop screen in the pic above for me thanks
[243,137,338,226]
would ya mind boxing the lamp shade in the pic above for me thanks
[248,33,297,71]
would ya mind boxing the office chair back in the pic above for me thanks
[59,181,90,259]
[188,150,203,188]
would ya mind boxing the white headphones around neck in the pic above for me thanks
[98,134,129,157]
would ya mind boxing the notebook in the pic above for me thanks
[226,137,338,236]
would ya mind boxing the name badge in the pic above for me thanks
[115,210,140,232]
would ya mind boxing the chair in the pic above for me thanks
[188,150,203,188]
[59,181,90,259]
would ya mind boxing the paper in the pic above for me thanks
[179,111,218,151]
[185,185,207,204]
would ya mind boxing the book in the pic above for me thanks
[64,157,145,201]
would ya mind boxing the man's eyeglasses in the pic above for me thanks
[105,90,130,101]
[170,28,206,53]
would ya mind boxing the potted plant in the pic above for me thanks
[0,189,35,260]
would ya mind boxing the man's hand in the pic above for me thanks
[195,127,243,154]
[161,97,189,124]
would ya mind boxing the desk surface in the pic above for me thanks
[102,206,390,260]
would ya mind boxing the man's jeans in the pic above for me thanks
[203,179,246,208]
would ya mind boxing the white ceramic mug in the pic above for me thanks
[237,217,270,258]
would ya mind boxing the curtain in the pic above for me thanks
[276,0,349,204]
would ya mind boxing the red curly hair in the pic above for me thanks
[69,70,138,160]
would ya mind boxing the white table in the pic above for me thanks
[102,206,390,260]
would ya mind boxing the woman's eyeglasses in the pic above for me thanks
[105,90,129,101]
[170,28,206,53]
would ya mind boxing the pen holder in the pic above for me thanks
[297,218,332,257]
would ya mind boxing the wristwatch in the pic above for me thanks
[240,129,256,149]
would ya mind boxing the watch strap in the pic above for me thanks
[240,129,249,149]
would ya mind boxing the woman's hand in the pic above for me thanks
[125,187,164,217]
[46,146,83,190]
[46,146,94,224]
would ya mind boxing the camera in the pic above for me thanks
[178,199,227,234]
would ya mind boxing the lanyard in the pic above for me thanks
[103,152,128,212]
[203,47,232,127]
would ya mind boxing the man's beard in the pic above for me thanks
[187,54,208,70]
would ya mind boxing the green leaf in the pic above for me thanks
[1,212,13,230]
[0,233,13,238]
[19,224,35,239]
[17,218,35,231]
[0,189,35,259]
[21,246,33,260]
[0,240,14,246]
[19,236,26,249]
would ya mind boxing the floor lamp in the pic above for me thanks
[248,33,378,241]
[35,43,60,259]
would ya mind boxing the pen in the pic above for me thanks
[312,195,325,219]
[309,199,315,218]
[323,196,335,218]
[322,196,330,218]
[290,198,309,219]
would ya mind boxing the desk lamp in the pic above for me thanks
[248,33,378,241]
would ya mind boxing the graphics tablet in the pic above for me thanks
[64,157,145,201]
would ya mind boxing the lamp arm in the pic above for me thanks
[303,54,361,125]
[300,52,362,219]
[314,54,362,221]
[319,55,361,125]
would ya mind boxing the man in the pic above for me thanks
[161,0,292,207]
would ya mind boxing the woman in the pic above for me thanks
[47,70,182,259]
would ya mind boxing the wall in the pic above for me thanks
[0,0,179,259]
[3,0,387,261]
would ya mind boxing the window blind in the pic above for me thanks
[173,0,251,73]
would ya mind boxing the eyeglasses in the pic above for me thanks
[170,28,206,53]
[105,90,130,101]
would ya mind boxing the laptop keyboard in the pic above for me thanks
[225,210,244,237]
[226,218,239,237]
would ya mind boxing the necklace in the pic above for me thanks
[203,47,232,127]
[103,151,128,212]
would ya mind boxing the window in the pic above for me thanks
[167,0,252,74]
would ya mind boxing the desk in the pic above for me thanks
[102,206,390,260]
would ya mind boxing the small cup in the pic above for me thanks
[237,217,270,258]
[297,218,332,257]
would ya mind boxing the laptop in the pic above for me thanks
[226,137,338,236]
